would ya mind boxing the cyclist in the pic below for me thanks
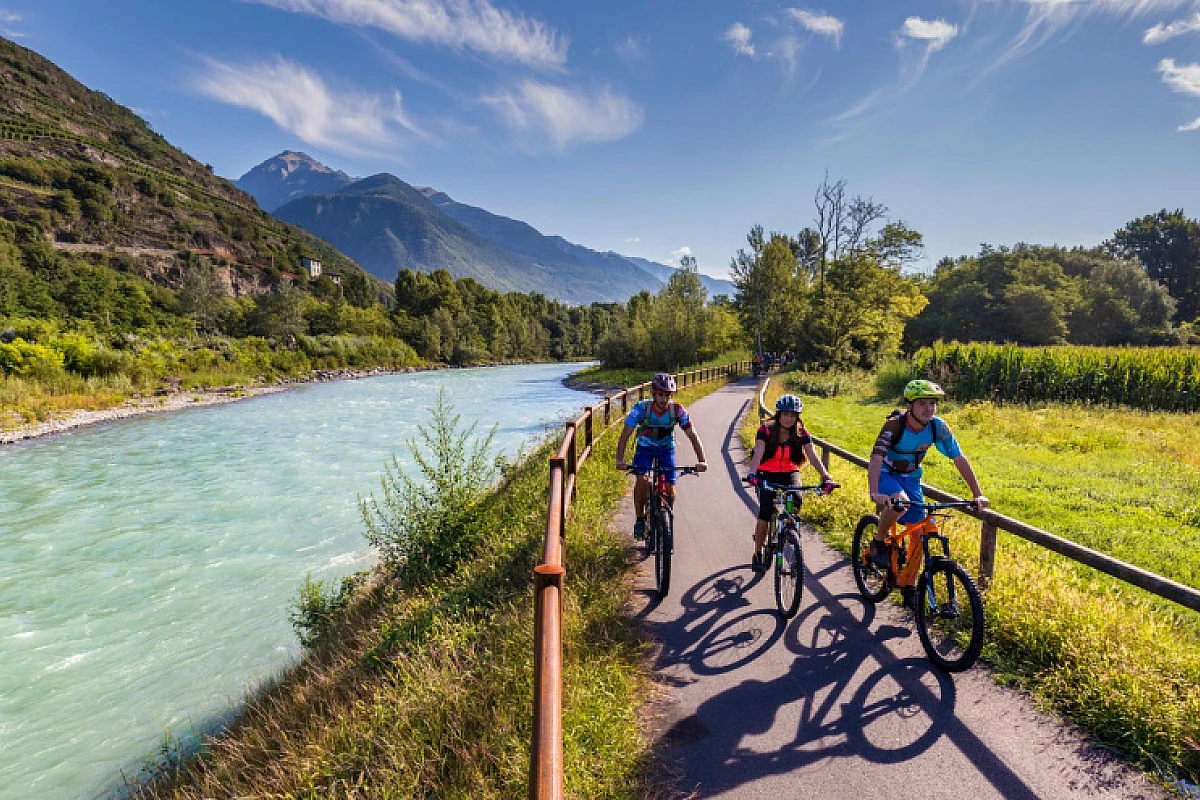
[615,372,708,539]
[745,393,838,570]
[867,379,989,570]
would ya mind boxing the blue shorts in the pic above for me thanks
[631,445,678,483]
[878,469,926,524]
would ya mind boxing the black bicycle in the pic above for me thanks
[625,460,699,598]
[745,478,833,618]
[852,497,985,672]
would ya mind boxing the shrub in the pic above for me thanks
[361,389,497,581]
[288,571,366,649]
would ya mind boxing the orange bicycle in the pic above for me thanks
[852,498,985,672]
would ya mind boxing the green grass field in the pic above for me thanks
[749,374,1200,783]
[569,349,750,389]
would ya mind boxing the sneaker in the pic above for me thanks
[751,551,767,572]
[901,587,917,610]
[633,518,646,540]
[869,540,891,570]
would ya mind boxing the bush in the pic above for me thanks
[361,390,496,581]
[873,358,923,401]
[0,337,65,378]
[288,571,366,649]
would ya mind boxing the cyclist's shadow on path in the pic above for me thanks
[655,555,1044,799]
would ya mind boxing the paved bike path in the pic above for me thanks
[621,377,1167,799]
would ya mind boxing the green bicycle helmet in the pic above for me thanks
[903,379,945,403]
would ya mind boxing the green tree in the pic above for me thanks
[1108,209,1200,322]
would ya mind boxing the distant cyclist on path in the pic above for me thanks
[615,372,708,539]
[745,393,838,570]
[867,379,989,568]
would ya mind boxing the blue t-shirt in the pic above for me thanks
[871,412,961,478]
[624,399,692,449]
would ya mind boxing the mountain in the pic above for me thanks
[234,151,353,212]
[417,188,672,301]
[624,255,736,300]
[274,173,550,295]
[0,36,374,298]
[240,151,737,303]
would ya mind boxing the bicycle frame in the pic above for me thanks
[884,515,951,588]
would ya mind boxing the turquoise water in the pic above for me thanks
[0,363,595,798]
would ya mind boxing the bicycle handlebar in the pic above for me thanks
[742,476,835,495]
[890,497,979,513]
[620,464,701,476]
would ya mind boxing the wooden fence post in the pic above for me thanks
[585,409,593,452]
[979,521,998,588]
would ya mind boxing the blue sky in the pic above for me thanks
[4,0,1200,279]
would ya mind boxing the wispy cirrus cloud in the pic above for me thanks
[785,8,844,47]
[0,9,25,37]
[724,22,756,56]
[482,80,643,149]
[1158,57,1200,129]
[990,0,1200,72]
[194,56,426,156]
[242,0,568,69]
[1144,11,1200,42]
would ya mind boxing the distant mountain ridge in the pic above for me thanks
[236,153,736,303]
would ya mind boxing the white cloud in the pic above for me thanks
[724,22,756,56]
[482,80,643,148]
[615,35,649,69]
[899,17,959,51]
[1145,12,1200,42]
[243,0,567,68]
[195,56,425,155]
[1158,57,1200,129]
[671,246,692,258]
[991,0,1200,72]
[625,236,640,243]
[786,8,844,46]
[0,8,24,36]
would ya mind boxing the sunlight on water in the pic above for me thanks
[0,363,595,798]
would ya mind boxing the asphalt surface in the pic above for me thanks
[620,377,1169,799]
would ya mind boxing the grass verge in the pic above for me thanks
[745,374,1200,785]
[126,370,739,798]
[569,349,750,389]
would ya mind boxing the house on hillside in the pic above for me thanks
[324,271,342,285]
[299,256,322,278]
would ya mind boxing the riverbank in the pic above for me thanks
[0,361,557,446]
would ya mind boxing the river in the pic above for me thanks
[0,363,596,798]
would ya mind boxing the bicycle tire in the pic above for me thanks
[774,524,803,618]
[654,505,673,598]
[852,515,890,603]
[915,559,985,672]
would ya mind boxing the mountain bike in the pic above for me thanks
[746,478,832,618]
[625,460,699,598]
[851,497,985,672]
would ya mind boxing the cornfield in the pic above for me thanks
[914,343,1200,411]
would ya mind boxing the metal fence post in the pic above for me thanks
[979,521,998,588]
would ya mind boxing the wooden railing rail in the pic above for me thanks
[530,360,751,800]
[756,377,1200,614]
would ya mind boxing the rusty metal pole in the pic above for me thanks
[979,521,998,588]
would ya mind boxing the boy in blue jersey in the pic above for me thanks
[615,372,708,539]
[867,380,989,568]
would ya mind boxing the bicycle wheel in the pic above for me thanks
[852,515,890,603]
[774,524,803,618]
[654,505,673,598]
[915,560,985,672]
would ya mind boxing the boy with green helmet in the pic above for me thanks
[867,379,989,569]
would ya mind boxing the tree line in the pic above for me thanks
[719,176,1200,370]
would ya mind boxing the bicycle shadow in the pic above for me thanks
[655,549,1045,799]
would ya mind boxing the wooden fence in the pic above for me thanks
[530,361,751,800]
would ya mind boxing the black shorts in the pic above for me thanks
[756,470,797,521]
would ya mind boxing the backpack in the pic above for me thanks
[636,400,679,442]
[879,410,946,473]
